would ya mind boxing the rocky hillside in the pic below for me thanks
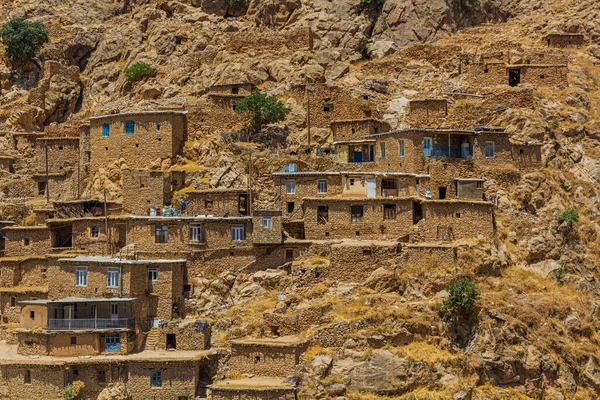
[2,0,600,398]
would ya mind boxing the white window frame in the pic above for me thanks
[151,371,162,387]
[189,224,203,242]
[485,141,495,158]
[75,267,88,287]
[262,217,273,229]
[423,137,432,157]
[110,303,118,315]
[106,268,119,288]
[155,225,168,243]
[399,140,405,157]
[286,180,296,195]
[148,268,158,282]
[232,225,246,242]
[317,180,328,194]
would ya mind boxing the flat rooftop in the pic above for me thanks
[21,297,136,305]
[0,342,215,365]
[210,377,293,390]
[58,256,187,264]
[231,335,306,347]
[89,110,187,120]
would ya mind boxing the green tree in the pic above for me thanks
[359,0,385,12]
[439,278,480,318]
[0,18,49,62]
[235,91,287,136]
[559,208,579,225]
[125,61,154,83]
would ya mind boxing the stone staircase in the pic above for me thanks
[144,327,159,350]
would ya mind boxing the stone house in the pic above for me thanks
[122,168,186,216]
[252,210,283,244]
[330,118,390,142]
[229,336,308,377]
[125,215,254,253]
[464,60,568,87]
[89,110,187,177]
[408,99,448,127]
[273,172,342,219]
[3,226,52,257]
[154,319,211,351]
[545,33,584,47]
[0,155,15,173]
[185,188,250,217]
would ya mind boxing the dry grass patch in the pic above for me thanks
[390,342,463,365]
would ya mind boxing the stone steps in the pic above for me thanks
[144,327,160,350]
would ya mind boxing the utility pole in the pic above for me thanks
[45,143,50,203]
[104,189,109,256]
[306,86,313,152]
[247,131,253,217]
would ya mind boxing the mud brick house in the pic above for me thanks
[122,168,186,215]
[273,171,343,218]
[305,84,383,129]
[408,99,448,127]
[89,110,187,177]
[125,215,254,253]
[0,351,216,400]
[229,336,308,377]
[545,33,584,47]
[464,56,568,87]
[330,118,390,142]
[185,188,250,217]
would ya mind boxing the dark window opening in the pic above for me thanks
[413,201,423,224]
[231,87,239,94]
[323,106,330,112]
[58,146,63,150]
[30,311,35,320]
[24,370,31,384]
[254,356,261,363]
[23,238,30,246]
[325,232,330,237]
[70,336,77,345]
[363,249,372,255]
[73,369,79,379]
[519,148,524,154]
[10,297,16,307]
[509,69,521,87]
[364,110,372,118]
[540,75,545,79]
[205,200,213,209]
[37,181,47,196]
[166,334,176,349]
[439,187,447,200]
[286,249,294,262]
[317,206,329,224]
[355,231,360,236]
[455,213,461,218]
[287,202,295,213]
[51,225,73,248]
[97,370,106,383]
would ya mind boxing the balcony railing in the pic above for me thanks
[48,318,134,330]
[426,145,472,159]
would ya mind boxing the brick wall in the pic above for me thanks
[408,99,448,128]
[512,144,542,169]
[126,360,199,400]
[303,198,414,240]
[0,364,65,399]
[33,137,80,175]
[229,340,306,377]
[252,211,283,244]
[401,244,457,268]
[416,201,494,241]
[185,190,248,217]
[331,119,390,142]
[209,387,296,400]
[4,227,51,257]
[545,34,584,47]
[89,112,186,177]
[274,174,341,219]
[122,169,185,215]
[156,320,210,350]
[328,242,400,281]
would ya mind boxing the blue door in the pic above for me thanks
[353,151,363,163]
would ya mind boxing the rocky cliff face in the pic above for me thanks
[2,0,600,398]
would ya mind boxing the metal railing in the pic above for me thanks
[426,145,472,159]
[48,318,134,330]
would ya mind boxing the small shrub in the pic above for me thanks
[439,278,480,318]
[551,120,560,130]
[62,381,84,400]
[125,62,154,83]
[451,0,480,12]
[559,208,579,225]
[0,18,49,62]
[359,0,386,11]
[227,0,245,7]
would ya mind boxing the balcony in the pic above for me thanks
[426,144,472,159]
[48,318,134,330]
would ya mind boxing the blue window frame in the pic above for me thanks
[151,371,162,387]
[102,124,110,137]
[124,121,135,134]
[104,334,121,353]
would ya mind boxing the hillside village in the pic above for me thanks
[0,0,599,399]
